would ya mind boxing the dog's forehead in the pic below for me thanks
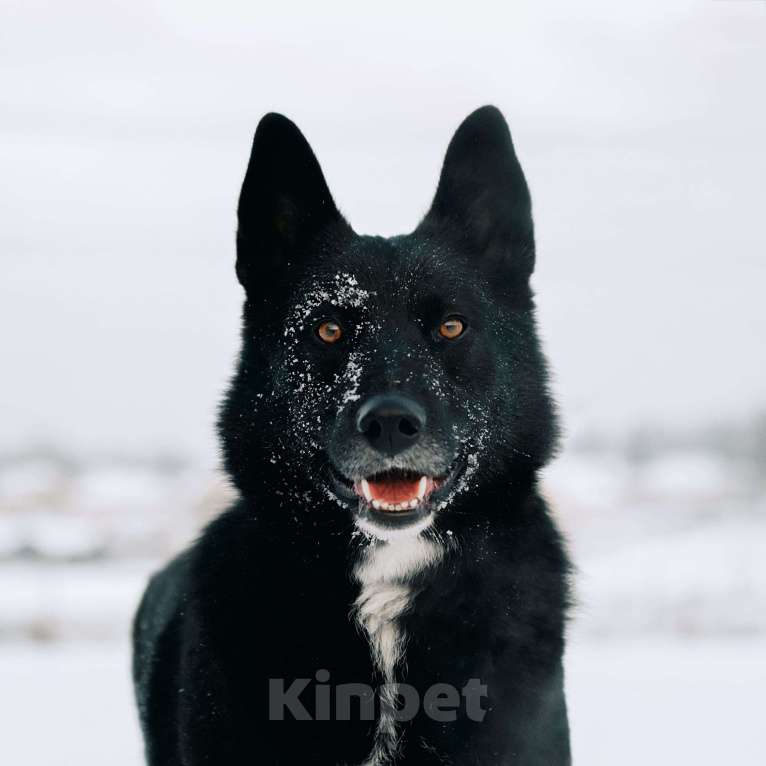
[293,234,471,313]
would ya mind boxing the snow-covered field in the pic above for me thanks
[2,638,764,765]
[1,443,764,764]
[3,508,765,643]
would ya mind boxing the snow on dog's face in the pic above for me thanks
[219,108,556,538]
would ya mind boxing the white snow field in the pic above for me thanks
[1,445,765,764]
[1,638,764,766]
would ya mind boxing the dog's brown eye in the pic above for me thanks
[316,320,343,344]
[438,317,465,340]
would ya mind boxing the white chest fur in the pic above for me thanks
[352,536,444,765]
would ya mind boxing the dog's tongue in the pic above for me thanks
[368,477,420,503]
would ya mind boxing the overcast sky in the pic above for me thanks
[2,0,765,463]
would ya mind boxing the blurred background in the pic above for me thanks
[1,1,765,763]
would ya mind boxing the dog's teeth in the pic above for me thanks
[361,478,372,502]
[417,476,427,499]
[370,497,423,512]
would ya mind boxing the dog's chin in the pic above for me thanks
[327,458,465,540]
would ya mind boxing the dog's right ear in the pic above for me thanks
[236,113,345,292]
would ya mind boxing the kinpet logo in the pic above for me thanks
[269,670,488,722]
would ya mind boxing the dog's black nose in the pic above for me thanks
[356,394,426,456]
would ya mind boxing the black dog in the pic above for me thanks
[133,106,572,765]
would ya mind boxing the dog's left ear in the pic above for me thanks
[236,113,347,293]
[419,106,535,281]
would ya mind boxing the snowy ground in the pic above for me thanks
[1,446,764,763]
[3,510,765,643]
[567,638,766,765]
[2,638,764,766]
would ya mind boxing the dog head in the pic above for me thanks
[219,107,557,539]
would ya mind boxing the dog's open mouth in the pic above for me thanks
[354,470,439,513]
[328,457,465,532]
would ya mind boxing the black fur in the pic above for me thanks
[133,106,572,765]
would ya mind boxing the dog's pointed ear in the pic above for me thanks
[236,113,345,291]
[419,106,535,281]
